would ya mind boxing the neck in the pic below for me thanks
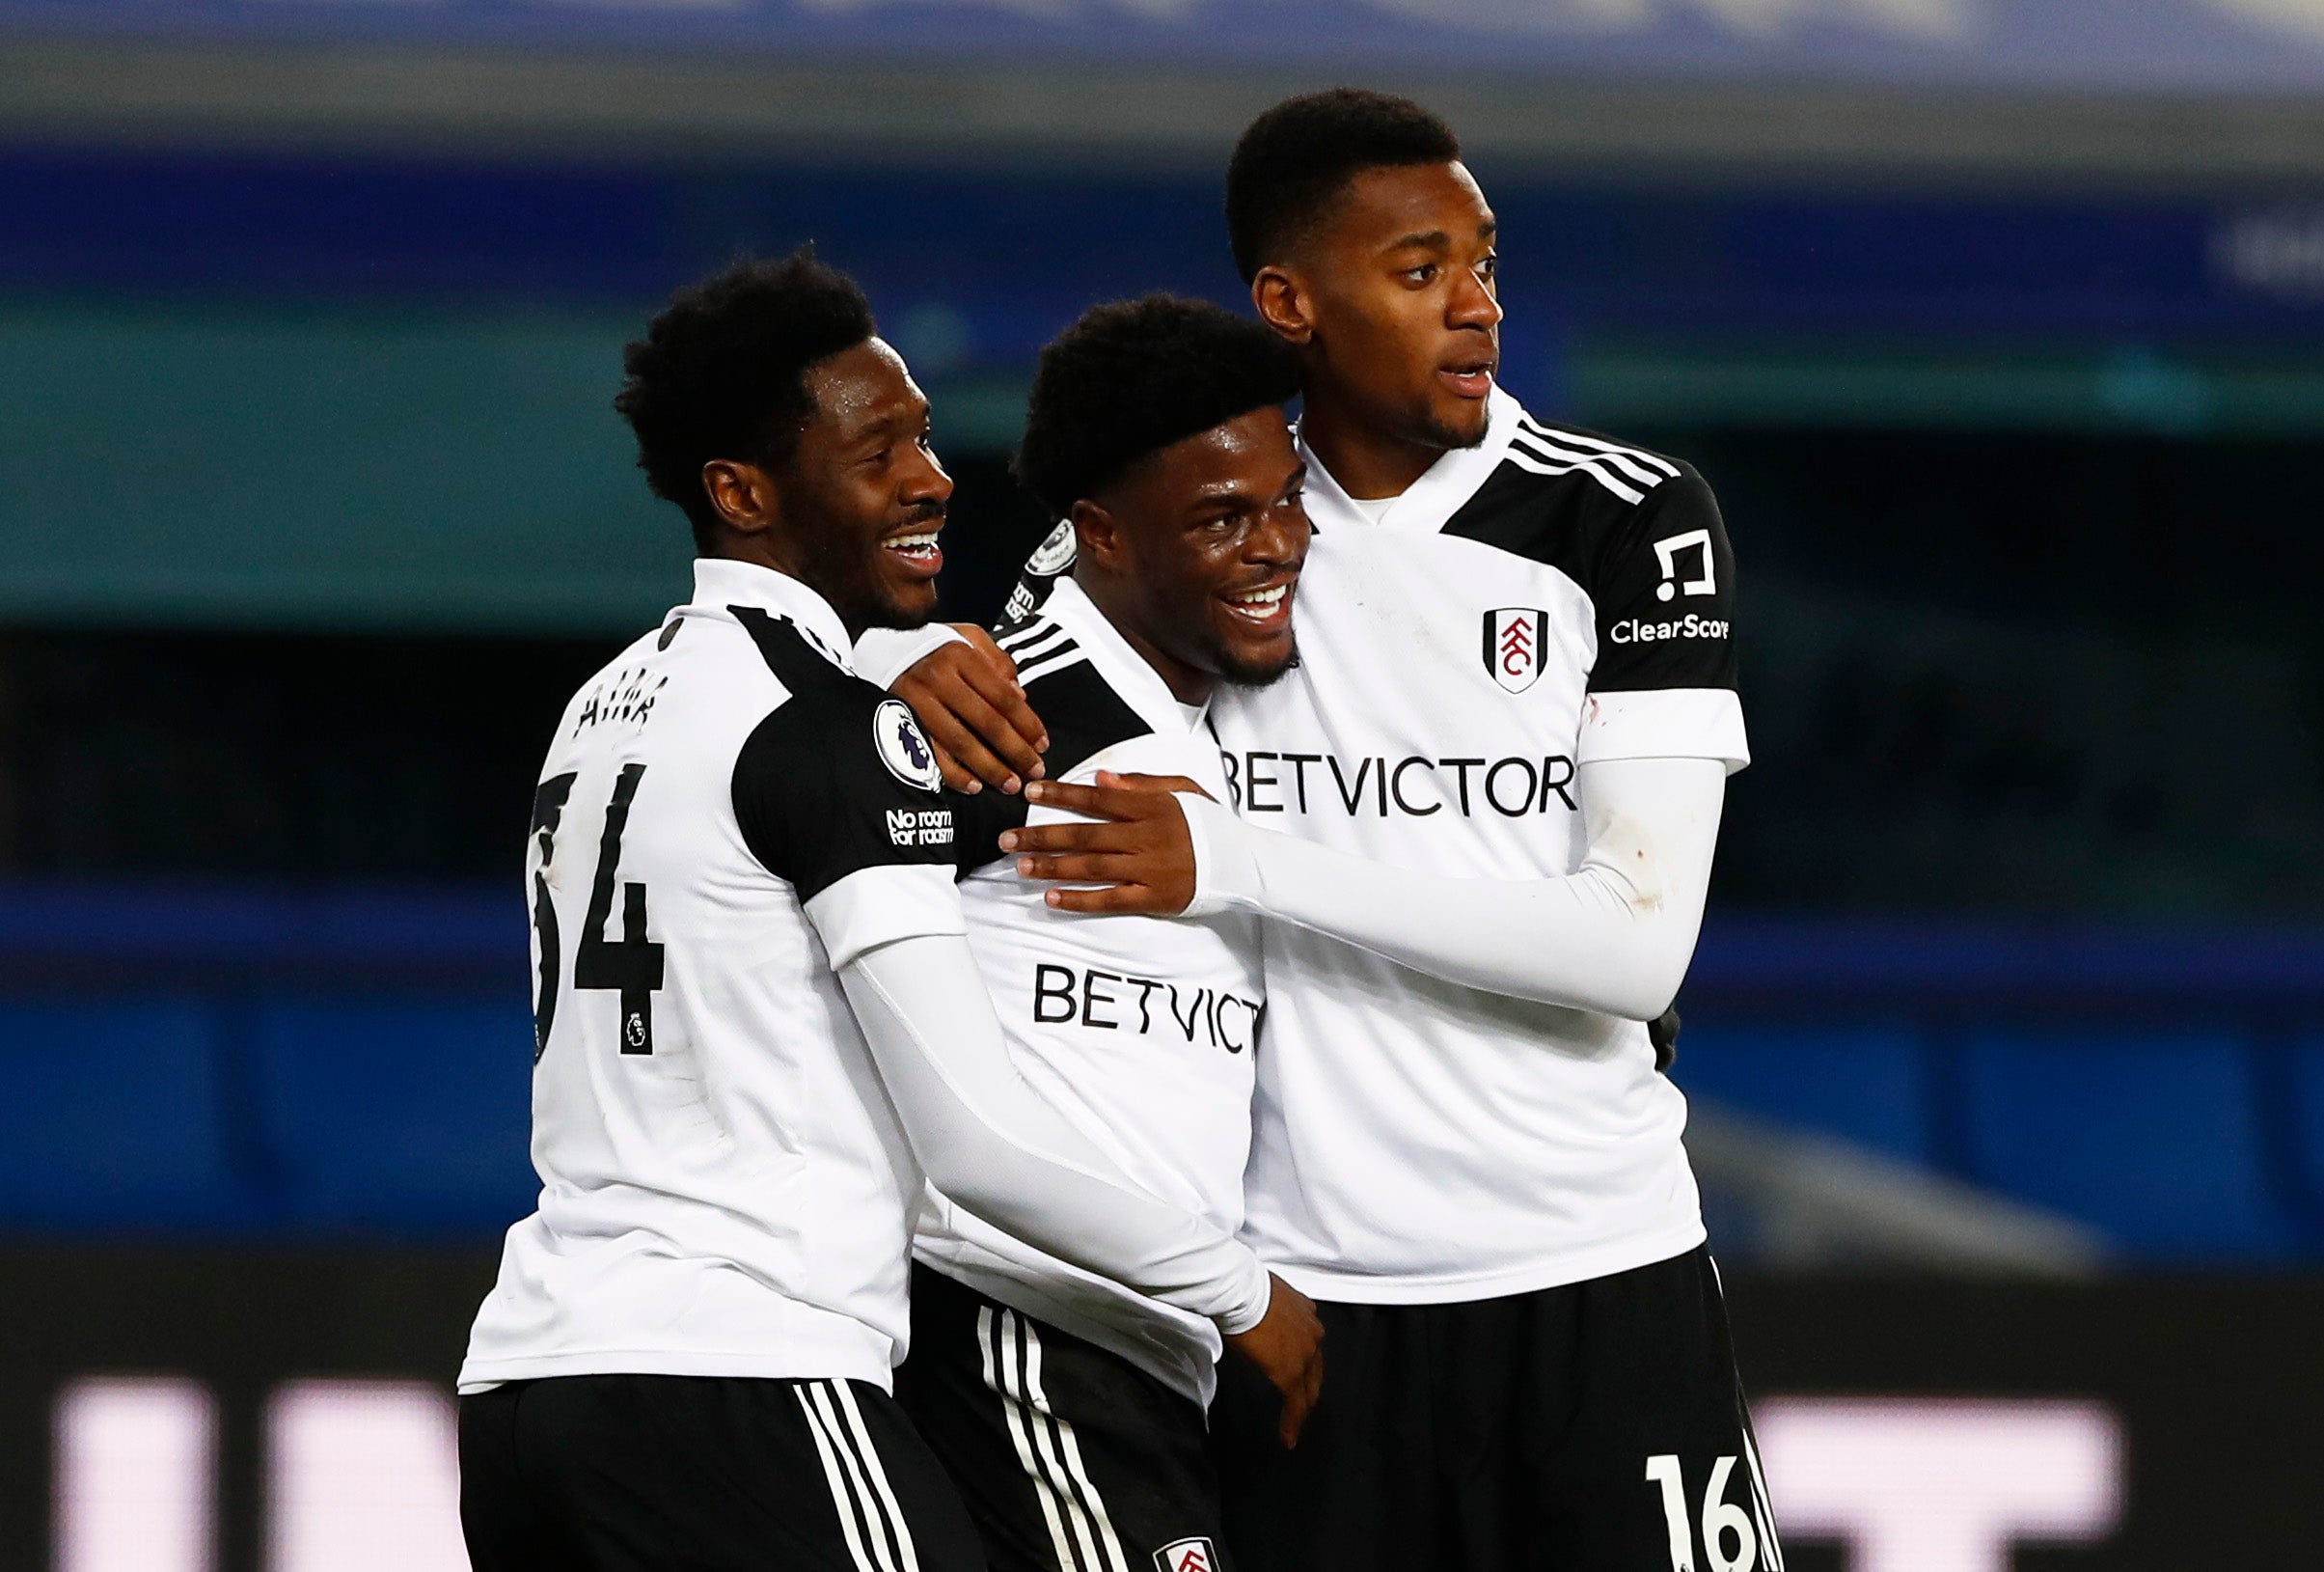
[709,536,870,637]
[1298,383,1446,501]
[1075,570,1214,706]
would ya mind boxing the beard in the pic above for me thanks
[1382,347,1497,455]
[1396,386,1493,455]
[1212,634,1300,691]
[1416,410,1490,452]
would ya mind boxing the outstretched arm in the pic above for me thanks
[1005,756,1725,1022]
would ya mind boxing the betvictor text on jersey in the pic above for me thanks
[1218,749,1578,818]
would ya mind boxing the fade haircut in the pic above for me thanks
[614,246,876,552]
[1224,89,1463,284]
[1014,294,1302,520]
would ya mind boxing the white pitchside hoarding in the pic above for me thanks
[48,1377,2123,1572]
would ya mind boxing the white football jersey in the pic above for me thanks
[917,578,1262,1407]
[460,559,970,1393]
[1002,388,1748,1305]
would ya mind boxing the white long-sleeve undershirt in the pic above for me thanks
[834,916,1271,1335]
[853,623,969,690]
[1178,755,1727,1022]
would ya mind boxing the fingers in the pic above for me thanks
[952,635,1050,768]
[1252,1330,1322,1449]
[1223,1289,1326,1452]
[1279,1366,1315,1448]
[1009,787,1193,914]
[1258,1275,1326,1449]
[1013,851,1156,887]
[904,674,1035,795]
[1093,770,1210,800]
[1002,820,1143,858]
[955,623,1020,683]
[1271,1328,1324,1447]
[1285,1350,1324,1448]
[891,644,1048,793]
[928,738,978,795]
[1022,779,1150,821]
[1043,884,1178,916]
[913,698,1017,793]
[931,666,1046,786]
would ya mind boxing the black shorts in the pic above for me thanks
[896,1262,1233,1572]
[459,1372,985,1572]
[1210,1246,1781,1572]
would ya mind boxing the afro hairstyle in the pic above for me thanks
[613,246,875,551]
[1224,89,1462,284]
[1013,294,1301,520]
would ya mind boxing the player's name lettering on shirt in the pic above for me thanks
[1031,963,1263,1053]
[1220,750,1579,819]
[885,807,955,847]
[1608,614,1732,646]
[572,666,670,736]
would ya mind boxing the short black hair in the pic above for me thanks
[1014,294,1301,519]
[1224,89,1462,284]
[614,247,876,551]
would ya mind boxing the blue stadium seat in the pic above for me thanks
[251,997,537,1234]
[1960,1031,2298,1257]
[2283,1039,2324,1228]
[1673,1024,1930,1162]
[0,998,248,1228]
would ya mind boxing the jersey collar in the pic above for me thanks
[1296,383,1522,534]
[1040,576,1209,736]
[689,558,855,670]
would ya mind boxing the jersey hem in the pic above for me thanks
[455,1339,896,1397]
[916,1245,1218,1410]
[1261,1218,1709,1307]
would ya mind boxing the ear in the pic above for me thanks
[1250,265,1313,346]
[701,459,779,535]
[1071,499,1127,571]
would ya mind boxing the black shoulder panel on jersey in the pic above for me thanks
[731,604,853,695]
[1439,434,1671,583]
[728,607,960,899]
[1442,427,1738,696]
[946,787,1028,878]
[1027,657,1152,782]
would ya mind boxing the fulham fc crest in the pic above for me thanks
[1482,607,1547,694]
[1154,1539,1217,1572]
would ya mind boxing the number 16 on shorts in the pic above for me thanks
[1647,1451,1783,1572]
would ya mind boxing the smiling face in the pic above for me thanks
[775,338,954,633]
[1074,406,1310,701]
[697,336,953,636]
[1260,160,1501,457]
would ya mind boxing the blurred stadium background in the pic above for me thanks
[8,0,2324,1566]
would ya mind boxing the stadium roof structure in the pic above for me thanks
[9,0,2324,183]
